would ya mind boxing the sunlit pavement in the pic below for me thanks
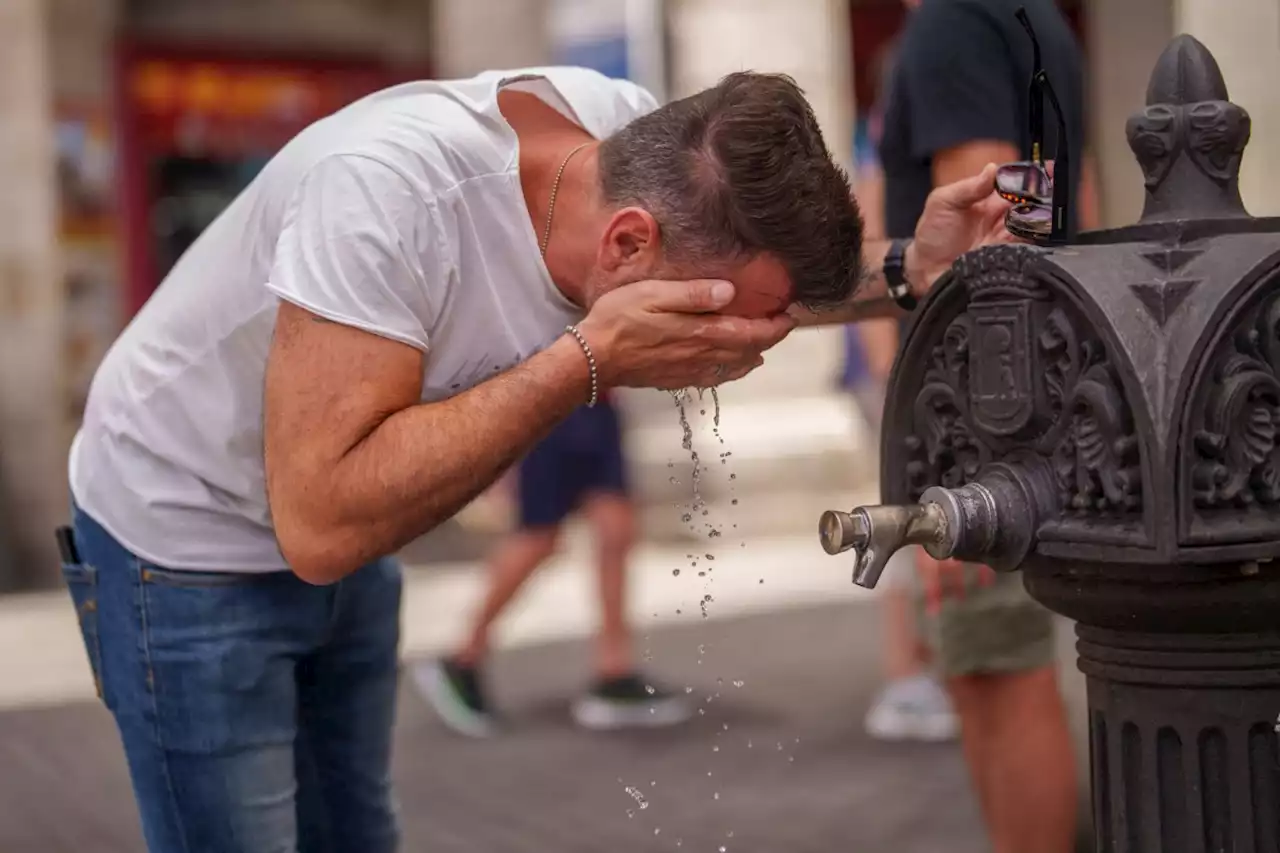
[0,528,1004,853]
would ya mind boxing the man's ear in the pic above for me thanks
[597,207,662,274]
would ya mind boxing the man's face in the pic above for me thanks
[587,206,795,319]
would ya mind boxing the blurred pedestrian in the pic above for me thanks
[846,39,959,743]
[61,64,1011,852]
[877,1,1097,851]
[417,398,692,735]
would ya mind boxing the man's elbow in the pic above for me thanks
[274,511,363,586]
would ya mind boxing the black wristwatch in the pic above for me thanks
[884,238,918,312]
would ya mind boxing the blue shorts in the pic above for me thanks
[517,400,629,529]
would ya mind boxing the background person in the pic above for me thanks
[418,394,692,735]
[877,1,1099,851]
[847,37,958,743]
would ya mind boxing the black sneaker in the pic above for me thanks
[571,673,693,731]
[413,657,495,737]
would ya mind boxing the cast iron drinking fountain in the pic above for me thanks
[819,36,1280,852]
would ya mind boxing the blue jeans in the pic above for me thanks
[63,502,403,853]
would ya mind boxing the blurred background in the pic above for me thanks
[0,0,1278,850]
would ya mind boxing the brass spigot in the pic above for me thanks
[820,478,1026,589]
[819,501,954,589]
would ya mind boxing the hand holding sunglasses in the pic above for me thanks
[994,7,1073,243]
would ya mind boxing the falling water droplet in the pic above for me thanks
[747,739,754,749]
[733,680,745,688]
[698,644,707,654]
[654,828,661,836]
[731,499,739,506]
[684,686,693,694]
[712,744,720,752]
[625,786,650,810]
[714,792,721,801]
[645,684,656,695]
[672,569,681,577]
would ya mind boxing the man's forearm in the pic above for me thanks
[792,238,926,327]
[290,335,591,581]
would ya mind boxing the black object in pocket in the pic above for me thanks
[61,559,104,701]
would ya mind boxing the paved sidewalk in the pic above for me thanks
[0,603,988,853]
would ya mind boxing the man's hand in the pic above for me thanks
[578,279,796,390]
[909,163,1015,291]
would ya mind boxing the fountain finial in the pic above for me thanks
[1126,35,1251,224]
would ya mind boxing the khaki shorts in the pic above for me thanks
[913,560,1056,678]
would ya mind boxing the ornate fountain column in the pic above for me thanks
[820,35,1280,853]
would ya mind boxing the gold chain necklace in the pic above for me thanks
[540,142,590,258]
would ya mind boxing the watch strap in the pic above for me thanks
[884,238,918,312]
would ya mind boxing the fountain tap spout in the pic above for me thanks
[819,465,1049,589]
[819,502,952,589]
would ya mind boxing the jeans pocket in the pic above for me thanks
[61,561,104,700]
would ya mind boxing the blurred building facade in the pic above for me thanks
[0,0,1277,589]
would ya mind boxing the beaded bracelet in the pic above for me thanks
[564,324,599,407]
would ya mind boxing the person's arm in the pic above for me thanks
[265,307,592,583]
[792,164,1012,327]
[262,157,791,583]
[933,141,1019,191]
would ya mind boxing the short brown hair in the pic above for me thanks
[598,72,864,310]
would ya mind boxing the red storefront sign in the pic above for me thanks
[117,45,427,314]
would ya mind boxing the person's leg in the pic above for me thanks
[417,417,578,734]
[296,557,403,853]
[570,402,691,730]
[67,502,326,853]
[863,550,958,742]
[581,490,637,679]
[455,528,560,665]
[924,567,1077,853]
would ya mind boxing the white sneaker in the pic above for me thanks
[864,675,959,742]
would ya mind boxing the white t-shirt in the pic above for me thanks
[70,67,658,572]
